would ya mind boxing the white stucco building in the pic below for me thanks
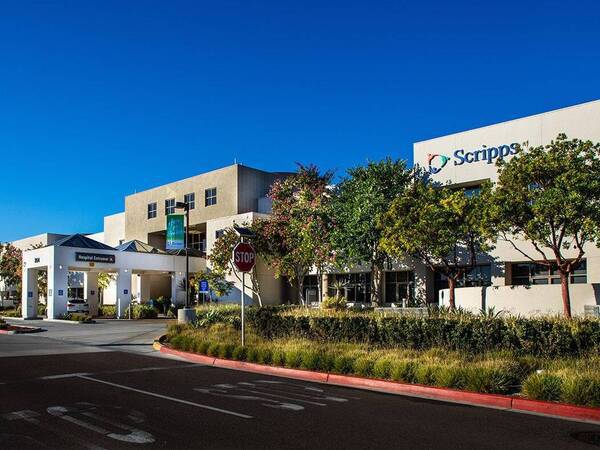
[413,99,600,316]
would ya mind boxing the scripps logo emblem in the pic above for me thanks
[427,154,450,174]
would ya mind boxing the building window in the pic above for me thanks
[165,198,175,215]
[434,265,492,299]
[511,260,587,285]
[384,271,415,305]
[327,272,371,303]
[303,275,319,304]
[215,229,225,239]
[67,287,84,299]
[189,233,206,253]
[184,193,195,210]
[147,202,157,219]
[205,187,217,206]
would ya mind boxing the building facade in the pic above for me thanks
[413,99,600,316]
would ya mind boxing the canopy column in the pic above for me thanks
[22,267,39,319]
[47,264,68,319]
[116,269,132,318]
[85,272,99,316]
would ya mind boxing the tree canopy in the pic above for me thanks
[0,243,22,300]
[484,134,600,317]
[379,172,490,308]
[331,158,412,303]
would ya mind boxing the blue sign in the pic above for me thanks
[428,142,521,174]
[199,280,209,293]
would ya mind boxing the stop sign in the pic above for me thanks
[233,242,256,272]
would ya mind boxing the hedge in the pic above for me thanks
[245,307,600,357]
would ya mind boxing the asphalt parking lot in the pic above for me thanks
[1,321,599,449]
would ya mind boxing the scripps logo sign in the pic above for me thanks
[427,143,521,174]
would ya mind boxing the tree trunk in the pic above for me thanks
[448,277,456,310]
[560,271,572,319]
[371,263,382,306]
[297,274,305,306]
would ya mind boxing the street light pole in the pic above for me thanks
[176,201,194,323]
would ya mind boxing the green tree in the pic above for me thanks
[97,272,116,305]
[258,164,334,305]
[331,158,412,304]
[484,134,600,318]
[208,225,264,305]
[380,173,490,309]
[192,270,235,299]
[0,243,23,301]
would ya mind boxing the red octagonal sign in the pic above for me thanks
[233,242,256,272]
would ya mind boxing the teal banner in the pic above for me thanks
[166,214,185,250]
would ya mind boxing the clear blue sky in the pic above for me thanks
[1,0,599,241]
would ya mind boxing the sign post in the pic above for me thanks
[232,242,256,346]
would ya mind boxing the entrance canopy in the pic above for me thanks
[22,234,205,319]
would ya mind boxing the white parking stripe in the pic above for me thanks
[77,375,253,419]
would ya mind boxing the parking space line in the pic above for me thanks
[77,375,253,419]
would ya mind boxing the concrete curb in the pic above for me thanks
[154,339,600,425]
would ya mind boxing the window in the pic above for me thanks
[303,275,319,304]
[205,187,217,206]
[189,232,206,253]
[384,271,415,306]
[184,193,195,210]
[327,272,371,303]
[147,202,157,219]
[165,198,175,215]
[434,265,492,299]
[511,260,587,286]
[67,287,84,299]
[215,229,225,239]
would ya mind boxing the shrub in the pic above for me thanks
[207,342,220,357]
[37,304,46,316]
[98,305,117,318]
[195,340,211,355]
[218,343,235,359]
[271,349,286,366]
[561,373,600,407]
[353,356,375,377]
[464,366,515,394]
[300,350,323,371]
[390,361,418,383]
[232,346,247,361]
[435,366,467,389]
[522,372,563,402]
[256,348,273,365]
[247,347,260,363]
[126,304,158,320]
[414,364,440,386]
[372,358,393,379]
[321,296,348,310]
[285,349,303,368]
[333,354,356,374]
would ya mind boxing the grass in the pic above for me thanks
[165,320,600,407]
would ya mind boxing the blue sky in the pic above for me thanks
[1,0,599,241]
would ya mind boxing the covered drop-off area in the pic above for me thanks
[21,234,205,319]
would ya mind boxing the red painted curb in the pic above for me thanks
[327,374,512,409]
[512,398,600,423]
[157,342,600,424]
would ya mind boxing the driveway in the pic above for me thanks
[0,318,173,358]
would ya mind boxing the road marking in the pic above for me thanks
[78,375,253,419]
[2,409,40,424]
[41,372,92,380]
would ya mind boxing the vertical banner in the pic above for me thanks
[166,214,185,250]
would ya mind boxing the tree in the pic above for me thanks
[0,243,23,301]
[330,158,412,304]
[379,172,490,309]
[192,270,234,300]
[208,225,264,306]
[259,164,334,305]
[484,134,600,318]
[97,272,116,305]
